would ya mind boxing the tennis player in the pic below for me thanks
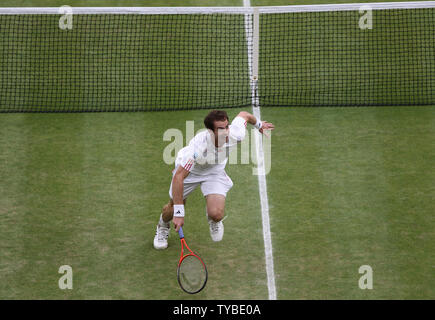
[154,110,274,249]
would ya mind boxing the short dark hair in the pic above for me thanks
[204,110,229,131]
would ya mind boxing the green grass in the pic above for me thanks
[1,106,434,299]
[0,109,268,299]
[263,106,435,299]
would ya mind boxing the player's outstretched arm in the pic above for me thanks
[237,111,275,134]
[172,165,190,232]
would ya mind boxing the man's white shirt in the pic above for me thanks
[175,116,247,176]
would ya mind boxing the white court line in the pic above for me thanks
[244,0,277,301]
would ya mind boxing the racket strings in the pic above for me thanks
[178,255,207,293]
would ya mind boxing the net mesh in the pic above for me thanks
[0,6,434,112]
[259,8,435,106]
[0,14,250,112]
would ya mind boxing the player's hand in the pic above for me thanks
[259,121,275,136]
[173,216,184,232]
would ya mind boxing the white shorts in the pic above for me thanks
[169,167,233,200]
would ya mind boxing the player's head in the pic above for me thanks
[204,110,229,146]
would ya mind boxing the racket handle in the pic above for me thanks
[178,227,184,239]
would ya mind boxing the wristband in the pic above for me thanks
[255,118,263,130]
[173,204,185,218]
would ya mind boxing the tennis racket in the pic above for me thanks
[177,227,208,294]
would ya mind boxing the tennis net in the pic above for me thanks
[0,2,434,112]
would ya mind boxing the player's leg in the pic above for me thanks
[201,172,233,242]
[206,194,226,222]
[154,198,187,250]
[154,171,200,250]
[205,194,226,242]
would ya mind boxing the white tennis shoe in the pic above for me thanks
[153,224,169,250]
[208,217,224,242]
